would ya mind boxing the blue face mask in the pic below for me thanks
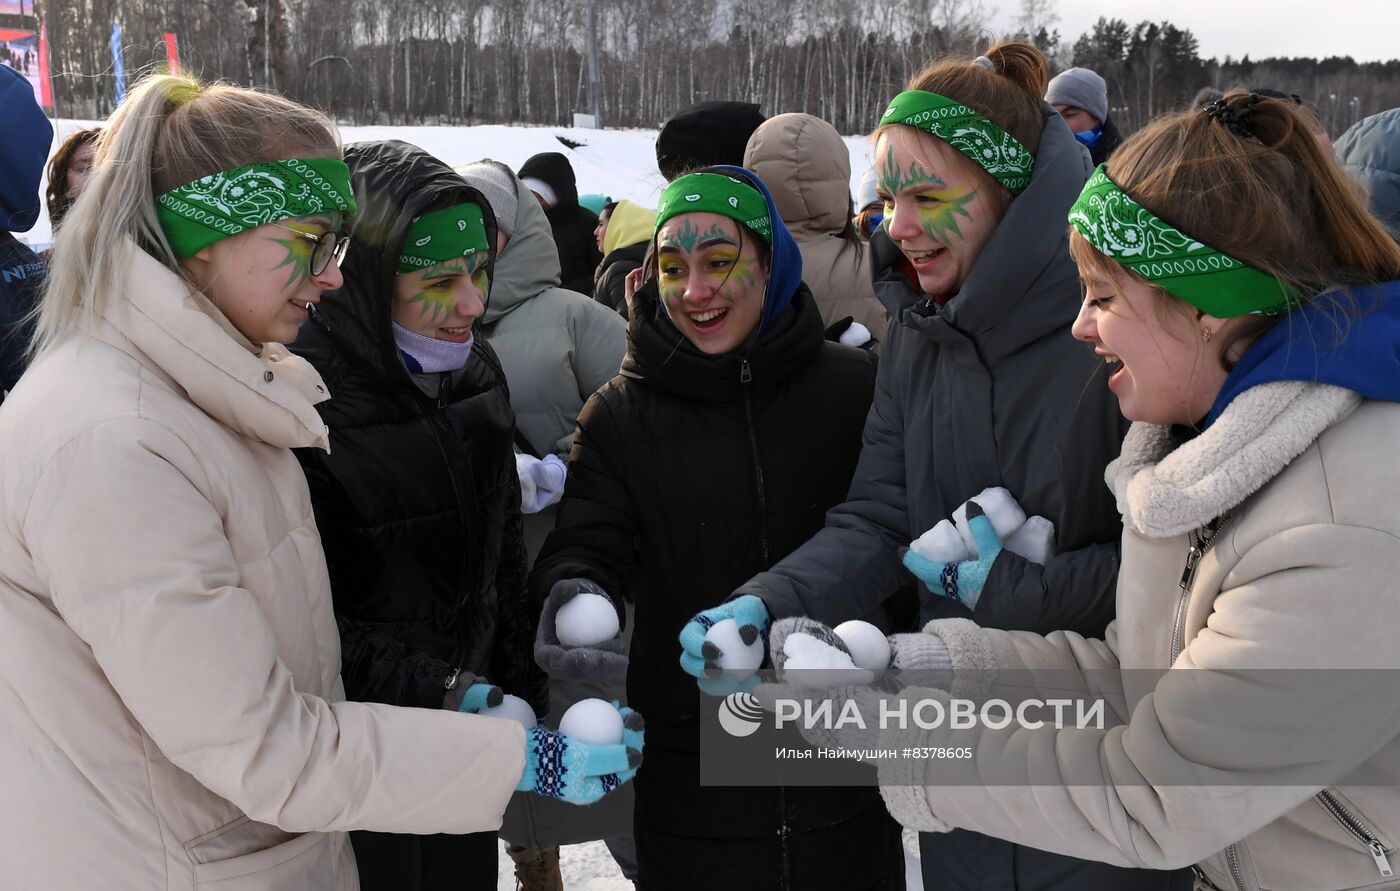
[1074,126,1104,149]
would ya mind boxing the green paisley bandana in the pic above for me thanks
[1068,165,1293,317]
[654,172,772,244]
[880,90,1035,195]
[156,157,355,259]
[398,203,490,274]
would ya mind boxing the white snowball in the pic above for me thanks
[782,633,857,670]
[911,519,971,563]
[952,487,1028,557]
[556,592,621,647]
[479,694,538,730]
[838,321,872,347]
[834,620,891,671]
[559,698,624,746]
[1004,515,1057,565]
[705,618,765,672]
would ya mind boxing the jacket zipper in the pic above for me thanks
[739,358,771,566]
[1318,790,1394,876]
[1170,517,1226,664]
[426,377,481,689]
[1224,844,1248,891]
[740,355,786,883]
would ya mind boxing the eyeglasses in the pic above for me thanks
[270,223,351,276]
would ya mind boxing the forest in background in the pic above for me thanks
[19,0,1400,136]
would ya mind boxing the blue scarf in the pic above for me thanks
[393,322,474,373]
[1074,126,1104,149]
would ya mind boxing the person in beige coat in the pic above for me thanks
[0,75,639,890]
[768,92,1400,891]
[744,112,888,341]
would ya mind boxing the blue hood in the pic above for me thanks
[706,164,803,336]
[0,65,53,233]
[1207,280,1400,426]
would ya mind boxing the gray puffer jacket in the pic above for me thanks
[468,161,626,458]
[1336,108,1400,241]
[736,105,1127,634]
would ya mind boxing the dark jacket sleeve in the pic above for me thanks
[528,388,637,629]
[974,542,1121,637]
[733,344,913,624]
[490,474,549,714]
[296,447,453,708]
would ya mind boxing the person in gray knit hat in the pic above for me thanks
[1046,66,1122,165]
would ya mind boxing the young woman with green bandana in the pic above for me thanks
[528,166,904,888]
[766,89,1400,891]
[288,140,641,891]
[0,76,637,890]
[692,43,1186,891]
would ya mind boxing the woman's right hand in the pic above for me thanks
[516,704,644,805]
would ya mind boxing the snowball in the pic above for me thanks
[705,618,764,672]
[834,620,891,671]
[838,321,872,347]
[1003,515,1056,565]
[911,519,971,563]
[953,487,1028,557]
[559,698,624,746]
[479,694,538,730]
[782,633,857,670]
[556,592,621,647]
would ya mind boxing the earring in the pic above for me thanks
[1201,328,1214,343]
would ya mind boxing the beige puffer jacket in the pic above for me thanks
[744,113,888,339]
[878,381,1400,891]
[0,242,525,890]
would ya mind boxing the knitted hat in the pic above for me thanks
[856,164,880,212]
[1045,67,1109,126]
[457,160,521,238]
[656,101,766,181]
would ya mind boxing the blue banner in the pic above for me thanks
[110,22,124,105]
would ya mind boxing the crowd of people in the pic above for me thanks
[2,38,1400,891]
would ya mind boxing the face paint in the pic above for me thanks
[267,230,317,292]
[406,260,469,323]
[659,218,738,254]
[877,145,978,244]
[877,144,945,196]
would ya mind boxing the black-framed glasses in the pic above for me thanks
[271,223,351,276]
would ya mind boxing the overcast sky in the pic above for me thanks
[999,0,1396,63]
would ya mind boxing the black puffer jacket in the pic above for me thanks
[591,240,647,317]
[518,152,602,295]
[531,283,902,890]
[292,140,545,716]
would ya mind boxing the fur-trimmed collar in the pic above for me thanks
[1106,381,1360,539]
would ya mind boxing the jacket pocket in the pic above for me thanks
[192,829,336,889]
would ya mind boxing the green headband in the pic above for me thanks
[654,173,772,245]
[1068,165,1293,317]
[880,90,1035,195]
[156,157,355,259]
[398,203,490,275]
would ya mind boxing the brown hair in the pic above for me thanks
[902,41,1048,156]
[873,41,1049,214]
[44,128,100,230]
[1070,89,1400,368]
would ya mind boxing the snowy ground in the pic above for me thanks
[493,828,926,890]
[25,119,879,249]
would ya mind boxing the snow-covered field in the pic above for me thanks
[495,829,926,890]
[25,119,879,250]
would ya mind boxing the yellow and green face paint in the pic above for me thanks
[402,254,489,323]
[877,145,978,244]
[265,214,344,292]
[657,221,766,312]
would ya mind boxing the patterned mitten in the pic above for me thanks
[901,503,1004,609]
[678,594,771,697]
[516,704,644,806]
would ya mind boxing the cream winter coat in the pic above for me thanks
[0,242,525,890]
[877,381,1400,891]
[744,113,889,339]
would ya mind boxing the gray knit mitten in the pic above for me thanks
[888,633,952,671]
